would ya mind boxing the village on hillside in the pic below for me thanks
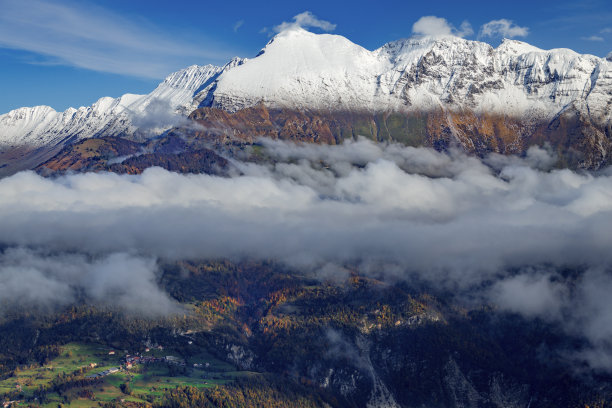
[85,344,202,380]
[1,341,243,407]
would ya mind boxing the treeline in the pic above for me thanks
[0,337,62,380]
[0,304,195,378]
[1,368,103,405]
[154,376,337,408]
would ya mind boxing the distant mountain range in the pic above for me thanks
[1,28,611,175]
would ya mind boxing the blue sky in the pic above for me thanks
[0,0,611,114]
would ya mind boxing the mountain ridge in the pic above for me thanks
[2,30,610,147]
[1,29,611,174]
[0,64,227,148]
[210,29,611,122]
[0,60,243,175]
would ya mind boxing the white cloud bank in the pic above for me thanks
[272,11,336,34]
[0,0,236,78]
[412,16,473,38]
[2,138,612,369]
[0,249,178,316]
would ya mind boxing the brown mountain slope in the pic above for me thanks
[187,104,610,169]
[37,137,141,174]
[36,137,230,176]
[36,104,611,174]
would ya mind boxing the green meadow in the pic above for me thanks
[0,342,253,407]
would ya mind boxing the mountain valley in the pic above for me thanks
[2,25,612,408]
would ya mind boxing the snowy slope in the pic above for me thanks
[208,30,388,112]
[0,63,235,148]
[209,29,612,124]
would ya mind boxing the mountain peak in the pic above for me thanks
[4,104,57,118]
[223,56,248,69]
[497,38,543,54]
[160,64,223,91]
[263,26,369,55]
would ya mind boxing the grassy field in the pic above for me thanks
[0,343,120,394]
[0,342,256,407]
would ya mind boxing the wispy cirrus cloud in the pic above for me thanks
[0,0,237,78]
[479,19,529,39]
[582,35,604,42]
[233,20,244,33]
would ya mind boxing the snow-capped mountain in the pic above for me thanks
[1,28,611,154]
[209,28,611,125]
[0,60,244,148]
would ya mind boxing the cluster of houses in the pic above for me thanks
[123,353,186,369]
[2,344,216,407]
[85,367,119,379]
[125,354,163,368]
[84,346,204,379]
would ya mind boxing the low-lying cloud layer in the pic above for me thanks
[0,249,177,316]
[2,138,612,369]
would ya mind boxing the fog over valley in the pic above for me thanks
[2,138,612,371]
